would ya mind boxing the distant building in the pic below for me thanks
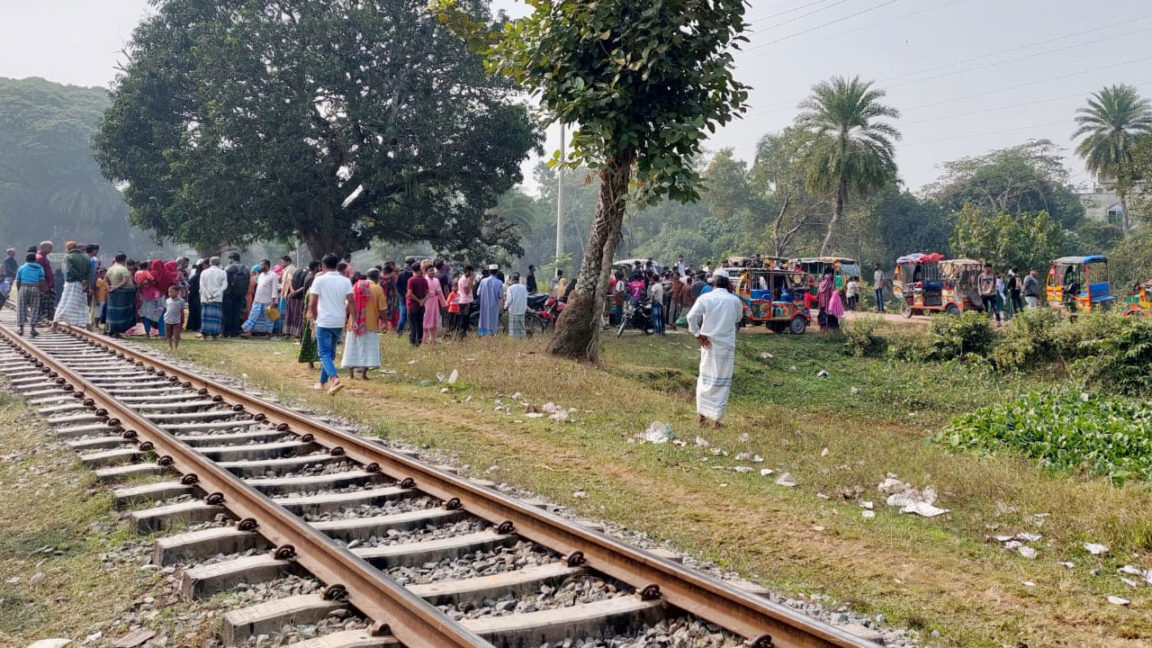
[1076,172,1128,226]
[1078,184,1124,226]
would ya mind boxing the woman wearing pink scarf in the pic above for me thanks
[816,272,834,332]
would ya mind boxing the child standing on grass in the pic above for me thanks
[446,281,461,335]
[164,285,186,352]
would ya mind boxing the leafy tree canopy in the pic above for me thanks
[95,0,540,258]
[0,77,157,252]
[435,0,748,360]
[795,75,901,254]
[927,140,1084,230]
[950,204,1066,273]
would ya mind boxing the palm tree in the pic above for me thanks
[1072,84,1152,236]
[796,76,901,254]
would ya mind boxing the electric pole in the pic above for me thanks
[555,123,565,276]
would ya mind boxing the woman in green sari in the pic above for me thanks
[298,261,320,368]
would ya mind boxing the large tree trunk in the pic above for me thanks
[300,226,345,261]
[547,155,633,362]
[819,179,845,255]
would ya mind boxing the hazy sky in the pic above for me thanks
[2,0,1150,192]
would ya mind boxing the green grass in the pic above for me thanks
[144,329,1152,648]
[0,391,257,646]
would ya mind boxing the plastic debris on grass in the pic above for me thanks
[878,475,948,517]
[638,422,674,444]
[774,472,797,487]
[1085,542,1110,555]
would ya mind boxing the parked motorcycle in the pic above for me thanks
[617,300,656,337]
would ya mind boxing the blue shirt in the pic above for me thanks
[17,262,45,285]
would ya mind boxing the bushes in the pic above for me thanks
[925,310,995,359]
[851,308,1152,397]
[989,307,1062,370]
[882,312,995,362]
[937,391,1152,482]
[1068,315,1152,396]
[844,316,887,357]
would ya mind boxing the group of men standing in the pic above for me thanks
[6,241,102,336]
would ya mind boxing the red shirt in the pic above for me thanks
[36,253,54,290]
[406,275,429,310]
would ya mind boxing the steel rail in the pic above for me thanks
[0,325,495,648]
[60,325,880,648]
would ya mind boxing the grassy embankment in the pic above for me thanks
[0,390,268,647]
[137,326,1152,648]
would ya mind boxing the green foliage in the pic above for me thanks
[950,205,1065,272]
[938,391,1152,482]
[1107,226,1152,292]
[795,76,901,254]
[1064,314,1152,397]
[989,307,1062,370]
[747,128,829,256]
[474,0,749,204]
[926,311,996,359]
[1073,84,1152,233]
[0,77,154,251]
[927,140,1085,230]
[843,316,887,357]
[95,0,539,257]
[853,184,951,266]
[888,312,995,362]
[1071,221,1124,254]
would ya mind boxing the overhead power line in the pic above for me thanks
[900,80,1152,126]
[756,0,965,54]
[901,119,1069,147]
[747,0,852,33]
[901,54,1152,111]
[749,0,842,25]
[744,14,1152,115]
[879,13,1151,84]
[746,0,905,50]
[885,24,1152,91]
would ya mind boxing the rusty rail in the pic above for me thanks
[55,325,879,648]
[0,324,495,648]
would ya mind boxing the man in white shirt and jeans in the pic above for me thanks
[686,269,745,428]
[307,254,354,394]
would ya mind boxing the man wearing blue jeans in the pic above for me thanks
[307,254,354,394]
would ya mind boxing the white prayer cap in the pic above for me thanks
[712,268,730,280]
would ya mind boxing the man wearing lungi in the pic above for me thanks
[104,253,136,337]
[686,269,745,429]
[198,257,227,338]
[35,241,55,323]
[53,241,93,328]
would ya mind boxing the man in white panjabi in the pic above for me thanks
[686,269,744,429]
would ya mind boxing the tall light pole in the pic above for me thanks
[555,123,565,275]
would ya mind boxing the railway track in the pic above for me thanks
[0,316,881,648]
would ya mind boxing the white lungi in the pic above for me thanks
[53,281,90,326]
[697,339,736,422]
[341,331,381,369]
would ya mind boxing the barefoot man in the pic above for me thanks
[686,269,744,429]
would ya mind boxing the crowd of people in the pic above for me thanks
[0,240,1058,426]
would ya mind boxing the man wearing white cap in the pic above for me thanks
[477,264,504,336]
[686,268,744,428]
